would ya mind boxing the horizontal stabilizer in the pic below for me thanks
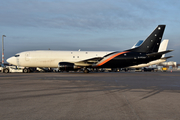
[147,50,173,57]
[161,56,173,60]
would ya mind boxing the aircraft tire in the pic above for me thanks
[111,68,117,72]
[23,68,29,73]
[3,68,9,73]
[83,69,89,73]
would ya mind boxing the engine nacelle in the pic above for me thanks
[58,62,78,71]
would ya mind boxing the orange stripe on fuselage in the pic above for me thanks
[96,51,129,67]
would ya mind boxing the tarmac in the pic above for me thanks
[0,71,180,120]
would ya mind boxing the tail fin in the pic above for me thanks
[158,39,169,58]
[127,25,166,53]
[131,40,144,48]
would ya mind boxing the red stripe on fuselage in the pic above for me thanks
[95,51,129,67]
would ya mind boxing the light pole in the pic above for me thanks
[2,35,6,67]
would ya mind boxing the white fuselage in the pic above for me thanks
[7,50,113,68]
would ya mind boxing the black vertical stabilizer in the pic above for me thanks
[126,25,166,53]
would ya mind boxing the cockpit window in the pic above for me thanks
[14,55,20,57]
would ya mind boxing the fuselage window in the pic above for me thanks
[15,55,20,57]
[73,56,75,58]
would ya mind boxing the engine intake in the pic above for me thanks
[58,62,77,71]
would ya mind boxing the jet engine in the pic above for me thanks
[58,62,78,71]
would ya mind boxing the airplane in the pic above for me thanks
[7,25,173,73]
[128,39,173,68]
[131,40,144,49]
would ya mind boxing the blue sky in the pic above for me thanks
[0,0,180,63]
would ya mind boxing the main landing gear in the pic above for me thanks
[83,68,89,73]
[23,68,30,73]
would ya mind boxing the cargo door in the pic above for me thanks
[25,53,30,61]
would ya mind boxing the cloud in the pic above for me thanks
[1,0,180,63]
[1,0,176,30]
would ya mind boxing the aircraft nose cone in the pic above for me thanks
[7,57,15,65]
